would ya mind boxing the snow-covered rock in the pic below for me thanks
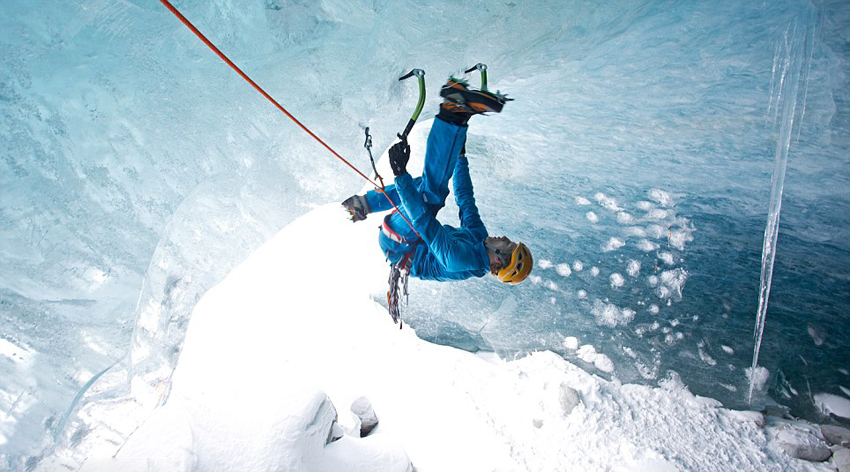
[559,384,582,416]
[821,424,850,447]
[833,448,850,472]
[773,424,832,462]
[351,396,379,437]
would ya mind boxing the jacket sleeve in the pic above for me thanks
[395,173,486,273]
[452,156,488,241]
[365,176,423,213]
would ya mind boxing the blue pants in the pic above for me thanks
[366,117,468,262]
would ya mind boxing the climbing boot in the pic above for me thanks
[439,77,509,114]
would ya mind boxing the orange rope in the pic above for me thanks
[159,0,420,238]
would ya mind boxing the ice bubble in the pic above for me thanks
[720,384,738,392]
[602,237,625,252]
[637,239,659,252]
[636,201,654,210]
[591,299,636,327]
[572,261,584,272]
[658,252,675,265]
[648,275,659,286]
[594,192,623,212]
[563,336,580,350]
[590,267,600,276]
[657,268,688,300]
[841,368,850,376]
[546,281,559,291]
[698,343,717,366]
[647,209,668,220]
[624,226,647,237]
[840,385,850,398]
[577,290,587,299]
[648,304,659,314]
[616,212,633,224]
[576,344,615,373]
[721,345,734,355]
[575,196,592,206]
[550,297,557,305]
[668,227,694,250]
[610,273,625,288]
[807,323,827,346]
[529,275,542,284]
[538,259,553,269]
[746,366,770,393]
[627,260,641,277]
[815,393,850,419]
[649,189,675,207]
[646,224,666,239]
[555,263,572,277]
[586,211,599,223]
[664,334,675,345]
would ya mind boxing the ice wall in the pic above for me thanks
[2,0,849,467]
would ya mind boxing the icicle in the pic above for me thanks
[748,9,816,404]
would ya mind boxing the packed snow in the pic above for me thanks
[64,203,831,471]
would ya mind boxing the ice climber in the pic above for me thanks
[342,78,533,318]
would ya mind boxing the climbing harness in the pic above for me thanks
[158,0,423,238]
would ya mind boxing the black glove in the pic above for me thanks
[389,138,410,177]
[341,194,370,222]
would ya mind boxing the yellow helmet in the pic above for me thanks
[497,242,533,285]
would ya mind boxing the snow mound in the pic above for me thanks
[79,204,830,471]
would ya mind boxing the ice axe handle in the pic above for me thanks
[398,69,426,140]
[464,63,488,91]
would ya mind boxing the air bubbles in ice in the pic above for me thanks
[586,211,599,223]
[546,281,559,291]
[555,263,571,277]
[572,261,584,272]
[746,366,770,393]
[636,201,654,211]
[637,239,659,252]
[646,224,666,239]
[721,345,735,355]
[602,237,625,252]
[576,344,615,373]
[656,268,688,300]
[806,323,827,346]
[575,196,592,206]
[648,304,660,314]
[668,226,694,251]
[590,267,600,276]
[648,275,659,287]
[563,336,579,350]
[698,342,717,366]
[577,290,587,299]
[627,260,641,277]
[648,189,675,207]
[594,192,623,212]
[591,299,636,327]
[658,252,675,265]
[539,259,553,269]
[616,212,633,224]
[625,227,647,237]
[610,273,625,288]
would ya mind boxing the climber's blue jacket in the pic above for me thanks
[365,117,490,281]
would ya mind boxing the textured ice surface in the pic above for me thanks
[2,0,850,465]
